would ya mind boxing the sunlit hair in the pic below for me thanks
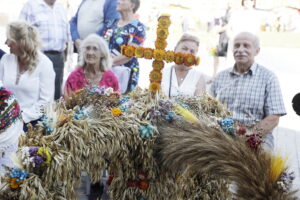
[130,0,140,13]
[6,21,41,73]
[235,32,260,49]
[174,33,200,51]
[78,34,112,71]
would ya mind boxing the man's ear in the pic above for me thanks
[292,93,300,116]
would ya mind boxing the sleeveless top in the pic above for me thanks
[161,66,205,97]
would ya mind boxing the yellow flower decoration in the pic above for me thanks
[196,57,201,65]
[158,15,171,29]
[174,52,184,65]
[152,60,164,71]
[210,47,218,56]
[155,38,167,50]
[149,82,161,92]
[123,45,135,57]
[111,108,122,116]
[157,28,169,40]
[37,147,52,165]
[165,51,175,63]
[143,48,153,59]
[184,54,196,67]
[270,155,286,182]
[135,46,144,58]
[153,49,165,61]
[149,70,162,82]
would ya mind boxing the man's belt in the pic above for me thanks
[44,50,62,55]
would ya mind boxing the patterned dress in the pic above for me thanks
[102,19,146,92]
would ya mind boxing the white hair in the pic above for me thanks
[78,34,112,71]
[235,32,260,49]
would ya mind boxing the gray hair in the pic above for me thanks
[130,0,140,13]
[78,34,112,71]
[234,32,260,49]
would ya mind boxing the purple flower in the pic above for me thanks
[33,155,45,167]
[29,147,39,157]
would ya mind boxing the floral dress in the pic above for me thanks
[102,19,146,93]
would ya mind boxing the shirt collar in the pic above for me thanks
[230,62,257,76]
[38,0,56,8]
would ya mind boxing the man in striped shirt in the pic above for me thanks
[20,0,71,100]
[211,32,286,150]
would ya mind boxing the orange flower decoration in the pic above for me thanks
[139,180,150,190]
[153,49,165,61]
[123,45,135,57]
[121,45,126,55]
[165,51,175,63]
[143,48,153,59]
[156,28,169,40]
[9,178,20,189]
[111,108,122,116]
[149,70,162,82]
[152,60,164,71]
[174,52,184,65]
[155,38,167,50]
[158,15,171,29]
[135,46,144,58]
[184,54,196,67]
[149,82,161,92]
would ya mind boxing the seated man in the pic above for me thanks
[211,32,286,150]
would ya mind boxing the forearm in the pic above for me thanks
[112,55,131,66]
[253,114,280,137]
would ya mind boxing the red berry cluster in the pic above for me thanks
[236,124,246,135]
[246,133,262,151]
[127,172,150,190]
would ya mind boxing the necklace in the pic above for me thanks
[84,69,102,86]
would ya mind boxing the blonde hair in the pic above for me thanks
[175,33,200,50]
[78,34,112,72]
[7,21,41,73]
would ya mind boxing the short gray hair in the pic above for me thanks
[234,32,260,49]
[78,34,112,71]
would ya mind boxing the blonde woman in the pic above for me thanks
[0,21,55,131]
[161,33,206,97]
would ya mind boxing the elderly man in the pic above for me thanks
[210,32,286,150]
[20,0,71,100]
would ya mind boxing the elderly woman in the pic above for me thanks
[64,34,119,95]
[161,33,206,97]
[101,0,146,94]
[0,21,55,130]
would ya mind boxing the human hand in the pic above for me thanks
[75,39,81,52]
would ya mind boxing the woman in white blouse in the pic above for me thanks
[161,33,206,97]
[0,21,55,130]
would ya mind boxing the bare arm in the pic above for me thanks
[253,114,280,137]
[112,55,131,66]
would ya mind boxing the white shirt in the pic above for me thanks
[77,0,105,39]
[0,53,55,123]
[19,0,71,52]
[161,66,206,97]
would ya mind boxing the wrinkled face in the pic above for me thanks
[117,0,134,12]
[83,42,102,66]
[233,34,259,67]
[5,38,20,55]
[175,40,198,56]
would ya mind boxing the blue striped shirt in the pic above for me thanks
[210,63,286,126]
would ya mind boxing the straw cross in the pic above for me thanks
[121,14,200,92]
